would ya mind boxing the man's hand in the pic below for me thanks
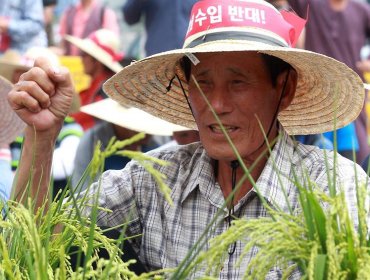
[7,56,75,134]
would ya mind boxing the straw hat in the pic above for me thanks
[64,29,124,73]
[0,76,26,144]
[0,50,28,82]
[80,98,190,136]
[103,0,365,135]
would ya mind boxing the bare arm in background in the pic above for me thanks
[7,57,75,209]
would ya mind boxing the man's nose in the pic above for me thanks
[208,85,233,114]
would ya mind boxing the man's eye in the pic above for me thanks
[198,80,210,85]
[231,80,244,85]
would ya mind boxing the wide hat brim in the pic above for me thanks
[0,62,28,82]
[103,40,365,135]
[80,98,190,136]
[0,76,26,144]
[65,35,123,73]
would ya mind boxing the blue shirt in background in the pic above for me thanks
[0,0,47,54]
[123,0,197,56]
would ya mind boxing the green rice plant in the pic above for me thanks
[0,132,172,279]
[0,197,137,279]
[188,182,370,279]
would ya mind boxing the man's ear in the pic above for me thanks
[278,67,297,111]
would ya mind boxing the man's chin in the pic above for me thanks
[204,147,239,162]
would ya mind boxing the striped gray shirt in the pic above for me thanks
[83,129,368,279]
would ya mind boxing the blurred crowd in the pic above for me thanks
[1,0,370,201]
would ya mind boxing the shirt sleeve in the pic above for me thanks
[122,0,146,25]
[77,165,142,238]
[7,0,45,43]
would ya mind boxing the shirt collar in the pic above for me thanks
[180,146,225,208]
[180,128,297,213]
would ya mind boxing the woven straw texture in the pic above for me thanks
[103,41,364,135]
[0,76,25,144]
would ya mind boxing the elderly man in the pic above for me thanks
[8,0,369,278]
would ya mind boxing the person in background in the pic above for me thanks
[172,130,200,145]
[156,129,201,151]
[43,0,58,47]
[0,0,47,54]
[288,0,370,163]
[53,0,78,19]
[59,0,120,55]
[0,76,25,203]
[71,98,189,191]
[266,0,290,10]
[66,28,124,130]
[51,0,77,49]
[8,1,369,277]
[123,0,198,56]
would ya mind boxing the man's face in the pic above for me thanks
[188,52,291,162]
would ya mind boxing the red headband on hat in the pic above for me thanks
[89,33,124,62]
[185,0,306,48]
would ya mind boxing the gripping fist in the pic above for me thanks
[7,57,75,132]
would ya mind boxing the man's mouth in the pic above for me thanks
[209,124,238,134]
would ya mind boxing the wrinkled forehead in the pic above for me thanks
[183,51,276,86]
[177,51,271,82]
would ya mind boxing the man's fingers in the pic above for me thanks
[19,65,56,94]
[15,80,51,109]
[48,65,74,91]
[8,90,42,113]
[33,56,74,90]
[7,56,75,133]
